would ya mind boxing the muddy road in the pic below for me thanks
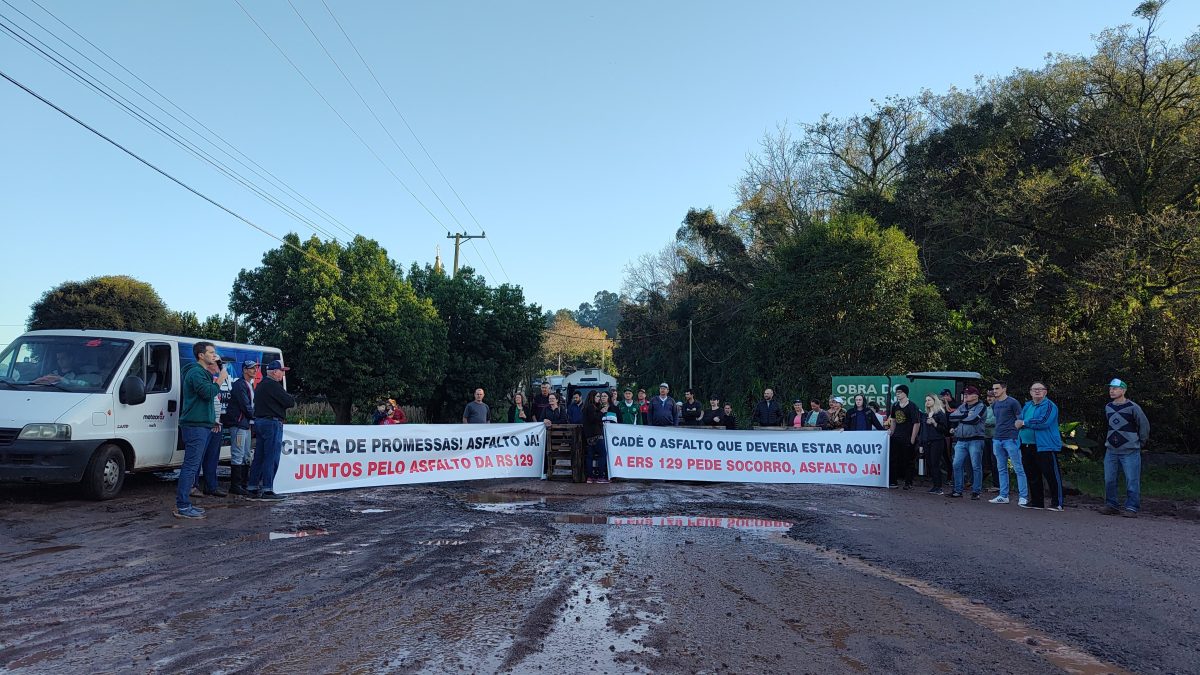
[1,475,1196,674]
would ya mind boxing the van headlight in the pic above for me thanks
[18,424,72,440]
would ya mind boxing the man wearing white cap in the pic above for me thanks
[647,382,678,426]
[1100,378,1150,517]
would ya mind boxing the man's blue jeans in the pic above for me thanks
[249,419,282,492]
[953,439,984,494]
[992,438,1029,500]
[231,426,252,466]
[1104,450,1141,512]
[198,429,222,492]
[177,426,208,509]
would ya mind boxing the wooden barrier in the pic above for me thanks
[545,424,584,483]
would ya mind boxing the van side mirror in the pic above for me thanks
[119,375,146,406]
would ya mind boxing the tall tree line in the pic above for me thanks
[617,2,1200,449]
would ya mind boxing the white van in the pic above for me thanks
[0,330,283,499]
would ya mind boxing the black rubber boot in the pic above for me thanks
[230,465,250,496]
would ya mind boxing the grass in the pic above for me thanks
[1058,454,1200,501]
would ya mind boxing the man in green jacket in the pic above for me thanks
[617,388,641,425]
[176,341,227,519]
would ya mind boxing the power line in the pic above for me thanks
[280,0,495,281]
[0,8,346,245]
[316,0,510,283]
[19,0,360,243]
[232,0,487,275]
[0,67,341,275]
[544,299,753,344]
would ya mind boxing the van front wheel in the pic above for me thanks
[83,444,126,500]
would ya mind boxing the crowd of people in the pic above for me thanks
[174,357,1150,519]
[482,377,1150,515]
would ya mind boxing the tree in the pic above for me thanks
[164,311,237,341]
[408,264,544,422]
[232,234,446,424]
[544,310,613,374]
[574,290,622,337]
[800,96,930,216]
[28,275,172,332]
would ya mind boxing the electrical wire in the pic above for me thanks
[0,67,341,275]
[543,297,754,343]
[317,0,511,283]
[280,0,496,281]
[0,9,346,245]
[19,0,360,242]
[232,0,492,277]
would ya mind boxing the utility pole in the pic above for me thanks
[688,319,693,391]
[446,231,486,276]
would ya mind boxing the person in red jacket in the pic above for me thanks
[387,399,407,424]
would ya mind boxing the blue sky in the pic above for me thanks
[2,1,1198,349]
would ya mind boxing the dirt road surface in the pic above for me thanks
[1,475,1196,674]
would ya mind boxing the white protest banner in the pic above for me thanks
[274,422,546,494]
[604,425,889,487]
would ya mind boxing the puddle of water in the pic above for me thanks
[836,510,881,519]
[469,500,545,513]
[356,508,392,514]
[553,514,793,531]
[460,491,577,513]
[268,529,330,541]
[773,535,1131,675]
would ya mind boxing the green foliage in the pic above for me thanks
[232,235,447,424]
[164,311,238,341]
[543,310,613,375]
[1059,454,1200,501]
[408,264,544,422]
[28,275,172,333]
[618,5,1200,450]
[574,290,622,337]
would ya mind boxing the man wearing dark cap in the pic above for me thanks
[647,383,678,426]
[948,386,987,499]
[617,388,641,425]
[248,360,295,501]
[223,361,257,496]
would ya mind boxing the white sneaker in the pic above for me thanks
[989,496,1009,504]
[1018,497,1028,506]
[1047,505,1063,512]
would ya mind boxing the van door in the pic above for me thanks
[113,341,179,468]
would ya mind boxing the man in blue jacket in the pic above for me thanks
[1015,382,1063,511]
[647,383,678,426]
[222,361,257,496]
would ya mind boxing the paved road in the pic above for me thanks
[1,475,1195,674]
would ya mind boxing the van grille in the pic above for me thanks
[0,428,18,446]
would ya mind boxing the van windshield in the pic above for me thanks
[0,336,133,393]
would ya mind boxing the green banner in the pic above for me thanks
[831,376,958,411]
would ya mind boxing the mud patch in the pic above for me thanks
[553,514,793,531]
[0,545,83,562]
